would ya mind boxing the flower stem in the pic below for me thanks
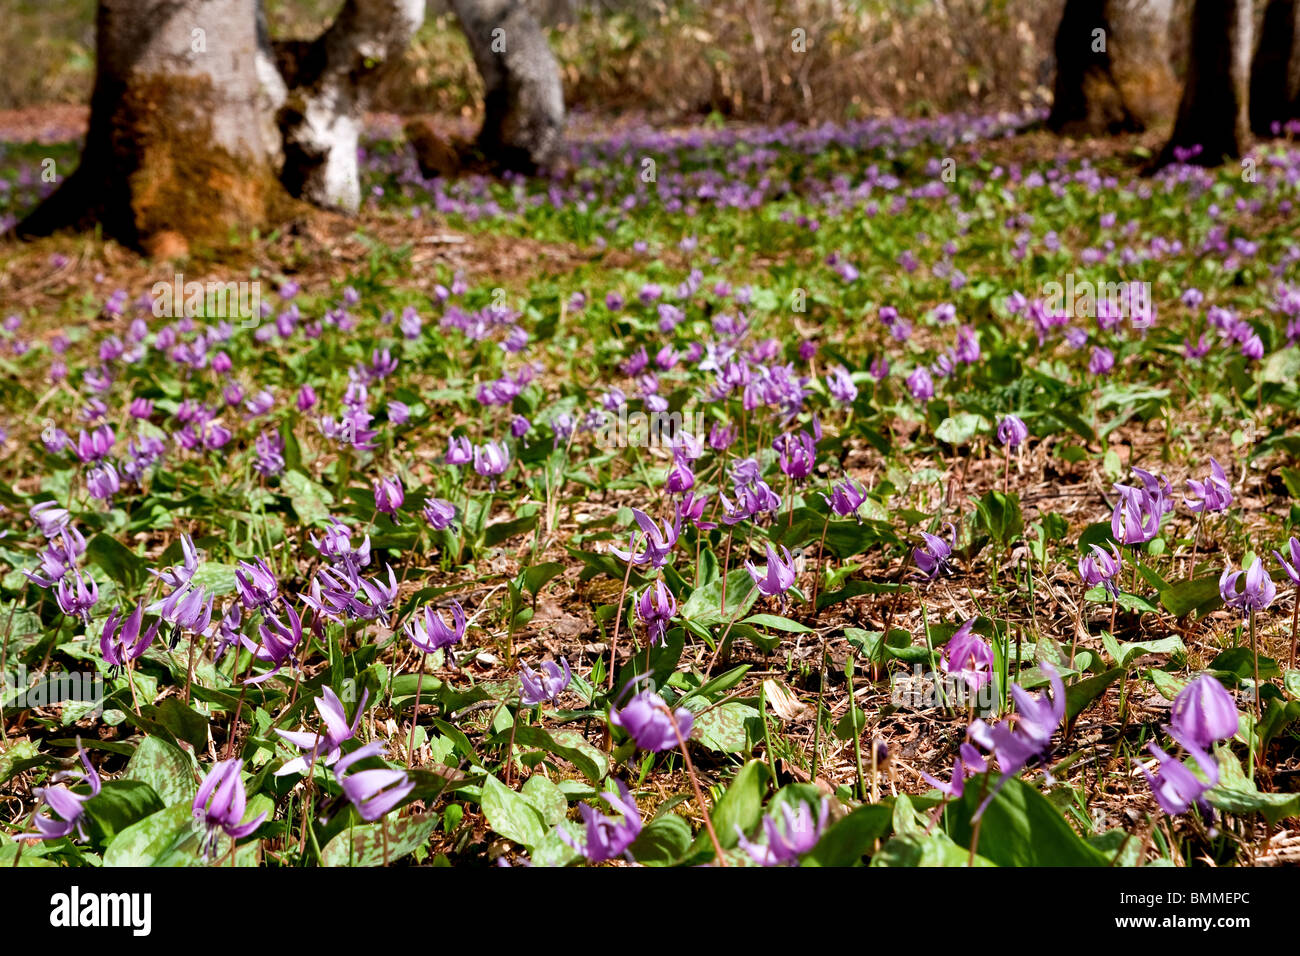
[665,705,727,867]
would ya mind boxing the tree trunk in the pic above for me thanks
[16,0,283,252]
[451,0,565,172]
[1249,0,1300,135]
[278,0,425,212]
[1156,0,1253,166]
[1049,0,1176,135]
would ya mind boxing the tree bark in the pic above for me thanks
[16,0,283,251]
[1249,0,1300,135]
[1156,0,1253,166]
[1049,0,1176,135]
[451,0,565,172]
[278,0,425,212]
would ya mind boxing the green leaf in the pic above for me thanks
[689,759,769,858]
[629,813,693,866]
[501,725,604,783]
[84,779,166,843]
[804,804,891,867]
[741,613,812,634]
[1159,577,1223,618]
[946,778,1109,866]
[1065,668,1125,721]
[320,812,440,867]
[690,702,759,753]
[680,568,758,627]
[520,776,568,827]
[480,775,546,850]
[124,737,196,807]
[85,534,146,590]
[281,470,335,528]
[521,562,566,597]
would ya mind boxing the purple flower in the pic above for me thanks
[55,568,99,621]
[736,799,829,866]
[665,457,695,494]
[444,435,473,465]
[148,583,214,643]
[30,501,70,538]
[519,658,572,706]
[996,414,1028,448]
[1276,536,1300,586]
[610,686,694,752]
[941,619,993,693]
[235,557,278,610]
[422,497,458,531]
[246,601,303,683]
[903,365,934,402]
[404,601,466,654]
[920,742,987,799]
[1078,542,1123,598]
[1185,458,1233,513]
[745,543,797,601]
[150,533,200,590]
[914,524,956,579]
[1139,729,1218,817]
[1170,674,1238,750]
[100,603,159,672]
[968,664,1065,814]
[388,401,411,426]
[274,687,369,776]
[193,759,267,859]
[559,780,642,862]
[16,740,101,842]
[1111,484,1162,545]
[296,384,317,411]
[774,431,816,484]
[473,440,510,484]
[826,365,858,405]
[1219,557,1276,615]
[610,508,680,568]
[86,462,121,501]
[1089,346,1115,376]
[635,579,677,646]
[333,742,414,821]
[373,475,404,518]
[822,476,869,520]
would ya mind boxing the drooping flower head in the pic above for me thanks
[192,759,267,860]
[745,543,797,603]
[558,780,642,863]
[610,681,694,752]
[332,742,414,822]
[736,799,830,866]
[914,523,956,580]
[1078,542,1123,599]
[274,687,370,777]
[1169,674,1238,750]
[996,414,1029,448]
[519,658,572,707]
[404,600,467,655]
[941,618,994,694]
[1185,458,1233,514]
[15,740,101,843]
[1219,556,1276,616]
[635,579,677,646]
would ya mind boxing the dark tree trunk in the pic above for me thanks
[16,0,283,253]
[278,0,425,212]
[1049,0,1176,136]
[14,0,424,250]
[1156,0,1253,167]
[1250,0,1300,135]
[451,0,565,172]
